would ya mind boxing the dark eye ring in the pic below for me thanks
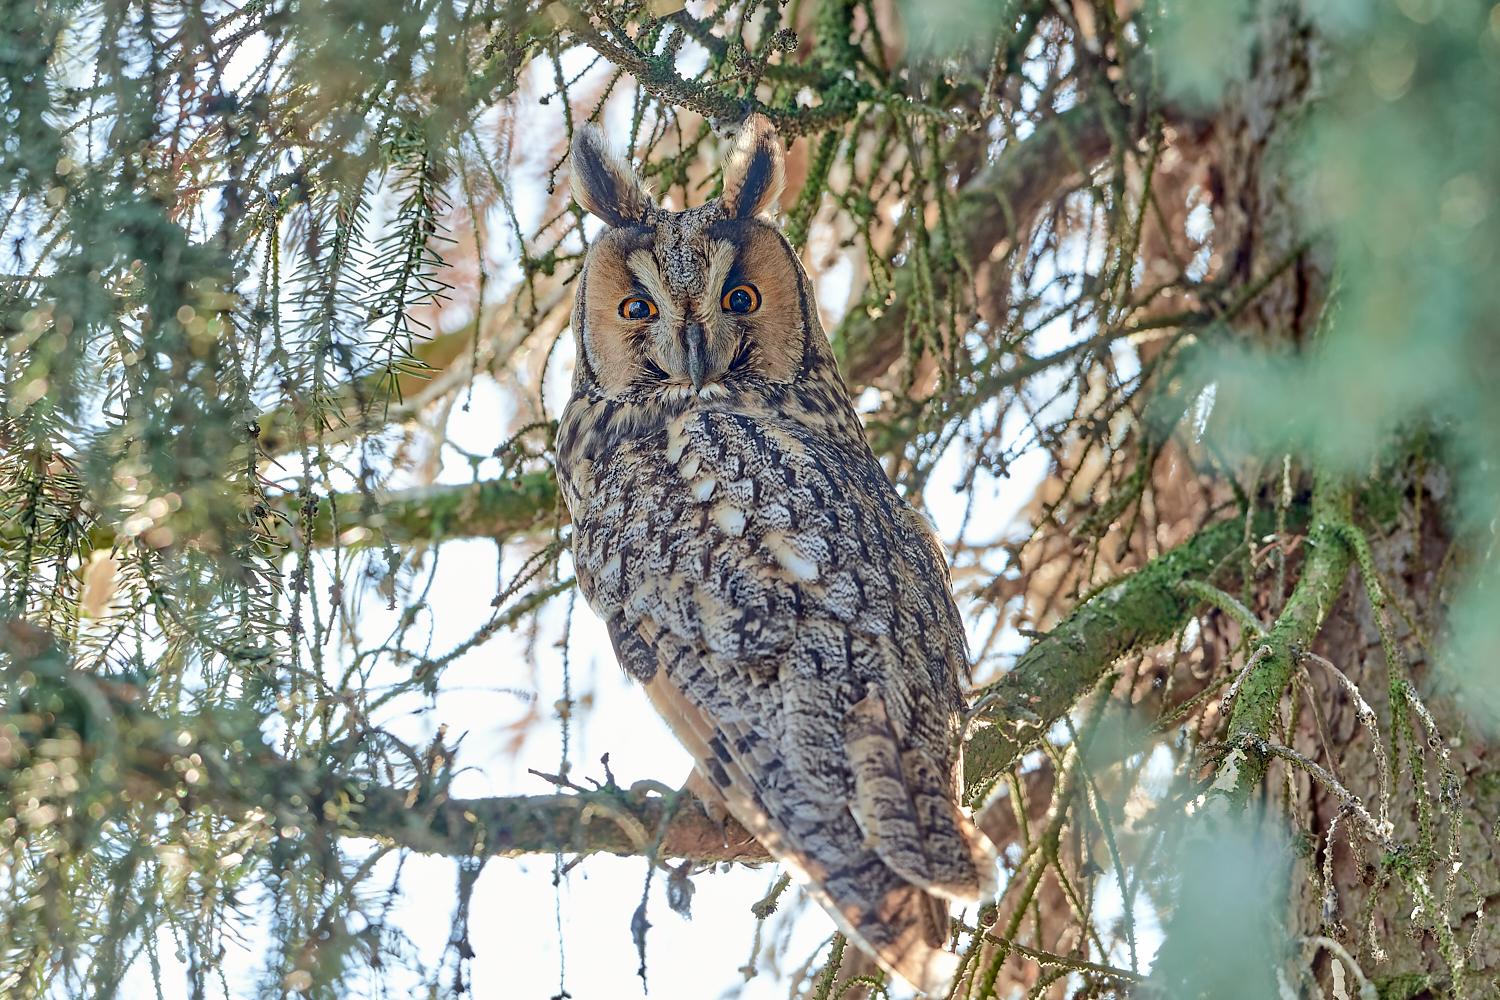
[620,297,658,320]
[721,284,760,314]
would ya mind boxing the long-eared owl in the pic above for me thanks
[556,115,997,995]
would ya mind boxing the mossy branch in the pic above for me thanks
[1219,470,1357,802]
[551,3,868,137]
[295,472,559,546]
[962,505,1298,804]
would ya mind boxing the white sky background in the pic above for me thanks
[103,13,1190,998]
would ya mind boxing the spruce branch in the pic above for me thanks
[0,650,768,864]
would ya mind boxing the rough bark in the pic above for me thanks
[1283,468,1500,995]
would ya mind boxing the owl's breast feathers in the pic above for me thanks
[557,385,997,995]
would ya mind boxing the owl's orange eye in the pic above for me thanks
[620,297,658,320]
[721,284,760,314]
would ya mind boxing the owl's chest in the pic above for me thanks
[558,400,921,661]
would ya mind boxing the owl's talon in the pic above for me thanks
[703,801,729,847]
[682,767,730,846]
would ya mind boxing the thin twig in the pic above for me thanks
[994,940,1145,983]
[1301,937,1378,1000]
[1175,579,1267,637]
[1220,644,1274,720]
[1300,651,1392,836]
[1244,736,1387,847]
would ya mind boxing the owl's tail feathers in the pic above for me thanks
[902,763,1001,903]
[814,880,959,997]
[944,807,1001,901]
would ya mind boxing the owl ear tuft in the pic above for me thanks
[720,114,785,220]
[570,123,651,228]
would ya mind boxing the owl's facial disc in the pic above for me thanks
[579,218,807,398]
[616,292,711,388]
[612,240,749,395]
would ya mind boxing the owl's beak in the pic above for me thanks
[684,323,708,391]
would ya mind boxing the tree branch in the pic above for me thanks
[3,483,1340,864]
[962,504,1300,803]
[0,640,769,864]
[1219,470,1355,803]
[296,473,559,546]
[835,103,1119,384]
[89,472,560,552]
[553,4,867,137]
[354,785,771,862]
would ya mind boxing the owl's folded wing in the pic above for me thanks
[844,686,999,903]
[608,613,972,997]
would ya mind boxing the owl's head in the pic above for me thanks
[569,115,825,402]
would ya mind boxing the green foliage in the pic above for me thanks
[0,0,544,992]
[1153,0,1256,106]
[1147,828,1287,1000]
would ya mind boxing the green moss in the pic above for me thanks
[1223,472,1355,799]
[1357,476,1404,532]
[1375,972,1446,1000]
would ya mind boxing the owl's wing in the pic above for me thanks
[843,683,996,900]
[626,620,961,997]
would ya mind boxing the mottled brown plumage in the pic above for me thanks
[557,115,997,995]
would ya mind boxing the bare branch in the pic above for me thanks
[355,785,771,863]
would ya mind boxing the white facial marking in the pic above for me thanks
[700,240,738,318]
[625,250,682,329]
[697,383,729,400]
